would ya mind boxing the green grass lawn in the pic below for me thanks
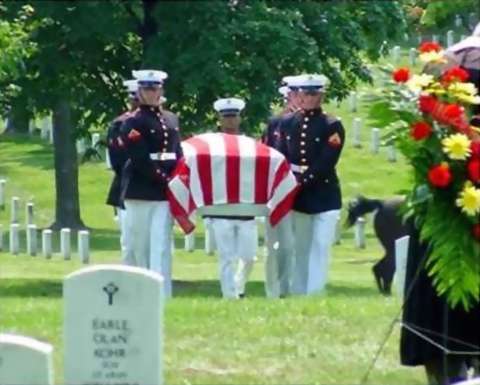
[0,67,428,384]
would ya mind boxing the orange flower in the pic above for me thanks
[392,67,411,83]
[419,41,442,53]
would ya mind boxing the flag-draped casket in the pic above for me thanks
[167,133,298,233]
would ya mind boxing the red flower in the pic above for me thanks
[392,67,411,83]
[410,121,433,140]
[418,94,438,114]
[471,141,480,158]
[472,224,480,241]
[419,41,442,53]
[428,164,452,188]
[443,103,464,120]
[442,66,470,84]
[467,159,480,184]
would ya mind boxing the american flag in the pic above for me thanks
[167,133,299,233]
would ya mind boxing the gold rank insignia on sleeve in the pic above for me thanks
[328,133,342,148]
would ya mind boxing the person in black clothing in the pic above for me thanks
[400,220,480,384]
[106,79,139,265]
[120,69,183,298]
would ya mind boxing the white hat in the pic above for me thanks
[132,69,168,86]
[296,74,329,92]
[278,86,289,97]
[123,79,138,94]
[282,75,303,90]
[213,98,245,116]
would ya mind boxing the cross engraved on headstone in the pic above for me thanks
[103,282,119,305]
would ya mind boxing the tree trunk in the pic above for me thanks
[50,99,85,230]
[4,103,31,134]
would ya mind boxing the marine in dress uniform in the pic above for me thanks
[261,77,303,298]
[278,74,344,295]
[208,98,258,299]
[106,79,139,266]
[120,69,183,298]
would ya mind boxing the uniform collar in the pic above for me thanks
[302,107,323,117]
[140,104,161,113]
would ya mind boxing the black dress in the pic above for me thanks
[400,221,480,366]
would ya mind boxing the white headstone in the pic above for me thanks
[27,224,38,256]
[371,128,380,154]
[352,118,362,148]
[28,119,36,135]
[64,265,164,385]
[61,228,71,260]
[432,34,439,43]
[92,133,101,149]
[0,178,5,209]
[409,47,417,66]
[391,45,401,64]
[9,223,20,255]
[455,14,462,27]
[77,138,87,155]
[394,236,410,297]
[447,30,455,47]
[203,218,216,255]
[0,334,54,385]
[78,230,90,264]
[42,229,53,259]
[354,217,366,249]
[184,233,195,252]
[26,202,34,226]
[417,35,422,45]
[49,125,54,144]
[387,145,397,162]
[11,196,20,224]
[40,116,51,141]
[348,91,358,112]
[334,213,342,245]
[0,224,3,251]
[106,148,112,169]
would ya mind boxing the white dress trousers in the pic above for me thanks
[291,209,340,295]
[124,199,173,298]
[210,218,257,298]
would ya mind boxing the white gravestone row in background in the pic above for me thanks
[9,223,20,255]
[348,91,358,113]
[352,117,362,148]
[0,224,3,251]
[391,45,401,65]
[42,229,53,259]
[355,217,366,249]
[11,196,20,223]
[0,334,54,385]
[64,265,164,385]
[371,128,380,154]
[446,30,454,47]
[409,47,417,66]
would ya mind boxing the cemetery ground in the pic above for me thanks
[0,93,428,384]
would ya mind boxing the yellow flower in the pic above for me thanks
[406,74,435,93]
[419,50,447,64]
[448,82,480,105]
[442,134,472,160]
[456,183,480,216]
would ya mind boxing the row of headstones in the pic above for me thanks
[2,223,90,262]
[0,234,413,385]
[0,265,164,385]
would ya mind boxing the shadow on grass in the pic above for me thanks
[174,280,266,298]
[0,134,54,171]
[0,278,62,298]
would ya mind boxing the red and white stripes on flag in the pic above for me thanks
[167,133,299,234]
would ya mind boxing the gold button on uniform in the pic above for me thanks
[302,124,307,129]
[301,149,306,154]
[300,141,305,146]
[301,132,306,138]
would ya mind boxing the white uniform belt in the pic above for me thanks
[150,152,176,161]
[291,164,308,173]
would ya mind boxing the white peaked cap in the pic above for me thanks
[123,79,138,93]
[282,75,303,88]
[278,86,290,97]
[296,73,329,89]
[132,69,168,84]
[213,98,246,114]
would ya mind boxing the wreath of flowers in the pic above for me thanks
[370,41,480,308]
